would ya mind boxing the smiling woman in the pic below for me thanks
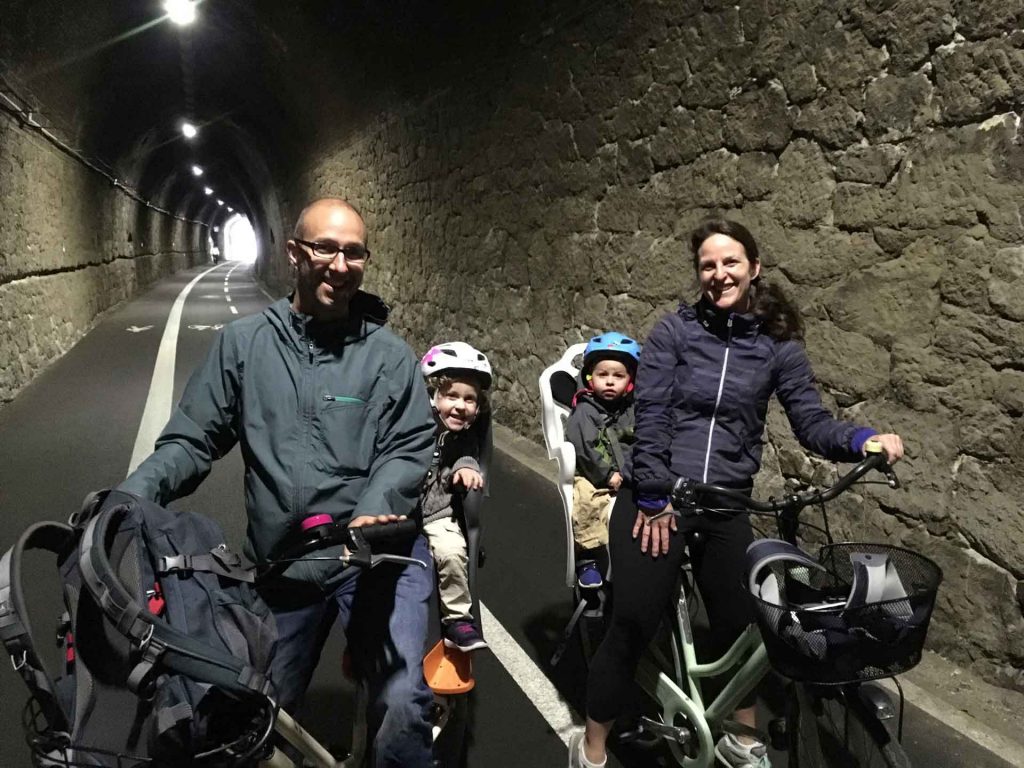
[224,214,258,263]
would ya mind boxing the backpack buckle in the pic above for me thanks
[158,554,192,574]
[11,649,27,672]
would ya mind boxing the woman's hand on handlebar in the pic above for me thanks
[633,505,677,558]
[864,433,904,463]
[349,513,408,528]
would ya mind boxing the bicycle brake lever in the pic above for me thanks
[369,554,428,570]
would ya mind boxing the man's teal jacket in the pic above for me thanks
[120,293,435,587]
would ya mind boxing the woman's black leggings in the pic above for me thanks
[586,488,756,722]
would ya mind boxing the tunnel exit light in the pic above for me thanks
[164,0,197,26]
[225,215,258,263]
[181,121,198,139]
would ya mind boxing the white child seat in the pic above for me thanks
[538,343,587,589]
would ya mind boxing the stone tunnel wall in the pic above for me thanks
[293,0,1024,688]
[0,108,209,404]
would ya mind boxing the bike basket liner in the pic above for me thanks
[749,542,942,685]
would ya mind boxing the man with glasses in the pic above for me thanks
[121,197,437,767]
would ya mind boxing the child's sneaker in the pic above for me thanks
[576,561,603,589]
[714,732,771,768]
[443,620,488,652]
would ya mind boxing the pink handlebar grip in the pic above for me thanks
[300,514,333,531]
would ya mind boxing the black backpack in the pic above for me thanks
[0,489,278,766]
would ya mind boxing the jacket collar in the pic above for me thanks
[681,298,761,340]
[267,291,390,353]
[573,389,633,414]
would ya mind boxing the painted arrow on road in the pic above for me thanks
[125,325,153,333]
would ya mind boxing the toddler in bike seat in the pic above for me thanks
[565,332,640,590]
[419,341,493,653]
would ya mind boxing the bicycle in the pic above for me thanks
[577,448,939,768]
[258,514,472,768]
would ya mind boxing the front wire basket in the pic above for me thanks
[750,542,943,685]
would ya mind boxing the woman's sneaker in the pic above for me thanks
[568,730,606,768]
[714,733,771,768]
[576,561,603,589]
[443,620,489,652]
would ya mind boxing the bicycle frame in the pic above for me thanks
[633,569,771,768]
[628,448,903,767]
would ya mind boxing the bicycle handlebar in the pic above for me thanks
[637,450,897,517]
[258,516,425,581]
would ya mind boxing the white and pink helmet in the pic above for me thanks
[420,342,493,390]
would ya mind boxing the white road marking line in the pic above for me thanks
[225,294,231,302]
[223,285,229,292]
[478,601,580,746]
[128,263,225,474]
[230,306,238,314]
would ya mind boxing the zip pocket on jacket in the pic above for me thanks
[322,394,366,405]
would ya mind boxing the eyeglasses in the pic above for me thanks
[294,239,371,264]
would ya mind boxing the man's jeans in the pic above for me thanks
[269,535,434,768]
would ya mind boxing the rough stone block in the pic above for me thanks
[723,84,792,152]
[772,139,835,226]
[863,73,937,141]
[851,0,957,74]
[832,144,904,184]
[933,35,1024,122]
[793,92,864,149]
[988,246,1024,321]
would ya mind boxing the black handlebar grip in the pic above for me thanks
[348,517,420,547]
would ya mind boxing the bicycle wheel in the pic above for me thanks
[788,683,911,768]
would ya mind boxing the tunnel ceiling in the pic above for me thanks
[0,0,581,226]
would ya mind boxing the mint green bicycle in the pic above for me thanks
[579,447,941,768]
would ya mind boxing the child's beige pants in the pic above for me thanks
[423,517,473,622]
[572,476,615,550]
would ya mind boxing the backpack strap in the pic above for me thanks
[78,500,273,700]
[157,545,254,583]
[0,522,75,732]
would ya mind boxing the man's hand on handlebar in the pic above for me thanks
[633,505,677,558]
[864,434,904,463]
[349,513,407,528]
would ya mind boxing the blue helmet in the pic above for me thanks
[582,332,641,377]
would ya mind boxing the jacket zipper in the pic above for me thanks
[294,327,315,520]
[701,315,733,483]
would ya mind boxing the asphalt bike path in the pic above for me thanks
[0,263,1014,768]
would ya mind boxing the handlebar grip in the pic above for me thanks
[347,518,419,547]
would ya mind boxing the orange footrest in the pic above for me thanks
[423,639,475,694]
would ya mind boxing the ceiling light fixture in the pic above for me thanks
[164,0,197,26]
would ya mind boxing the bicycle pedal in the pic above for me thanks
[616,725,661,750]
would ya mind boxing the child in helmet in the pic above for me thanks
[419,341,493,652]
[565,332,640,589]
